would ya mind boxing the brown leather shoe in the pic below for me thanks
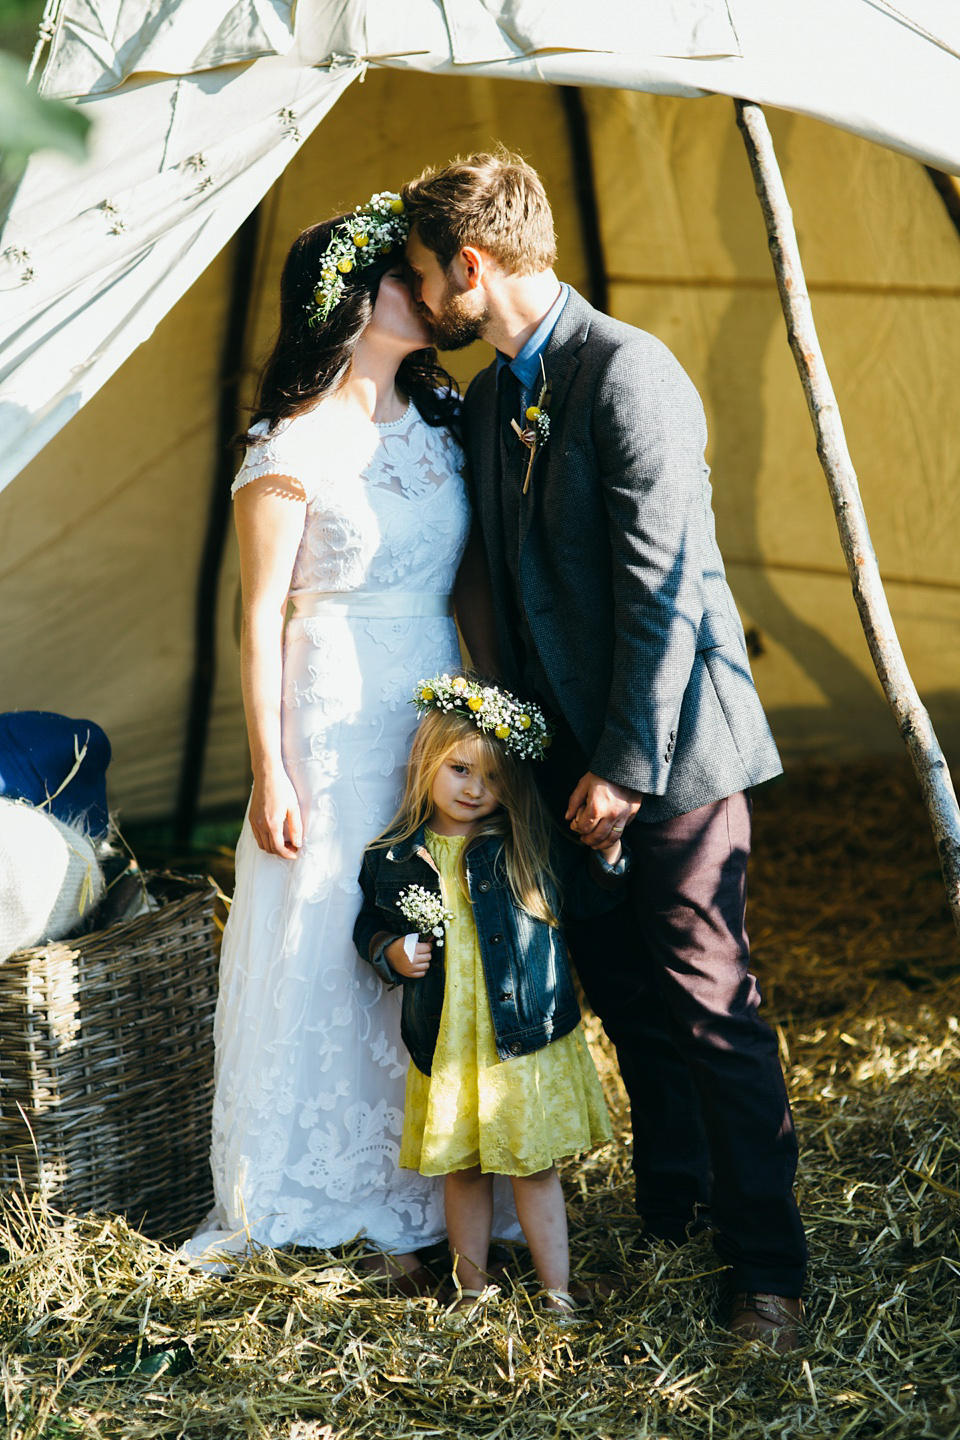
[727,1291,803,1352]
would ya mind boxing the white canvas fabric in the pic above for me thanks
[3,0,959,495]
[0,58,357,491]
[39,0,297,97]
[436,0,741,65]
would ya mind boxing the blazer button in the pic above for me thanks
[478,880,491,893]
[507,1042,522,1056]
[499,989,513,1002]
[491,933,503,944]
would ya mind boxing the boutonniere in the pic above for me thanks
[510,357,552,495]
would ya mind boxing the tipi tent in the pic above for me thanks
[1,0,959,827]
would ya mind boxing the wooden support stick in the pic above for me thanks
[734,98,960,942]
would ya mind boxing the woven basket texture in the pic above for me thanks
[0,873,218,1238]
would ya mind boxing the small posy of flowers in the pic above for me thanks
[510,356,553,494]
[306,191,410,327]
[397,884,453,946]
[413,674,552,761]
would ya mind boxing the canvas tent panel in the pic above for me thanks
[728,566,960,757]
[37,0,742,96]
[38,0,298,96]
[436,0,741,64]
[0,59,359,491]
[3,0,959,512]
[0,250,233,819]
[592,93,960,573]
[365,0,960,170]
[592,93,960,290]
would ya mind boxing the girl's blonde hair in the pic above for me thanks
[378,707,559,925]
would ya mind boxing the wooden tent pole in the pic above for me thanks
[734,98,960,941]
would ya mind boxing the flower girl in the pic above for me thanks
[354,676,628,1318]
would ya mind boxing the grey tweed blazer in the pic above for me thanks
[462,287,782,823]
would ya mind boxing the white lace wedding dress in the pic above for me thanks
[188,397,516,1262]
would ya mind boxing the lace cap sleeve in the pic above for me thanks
[232,419,304,496]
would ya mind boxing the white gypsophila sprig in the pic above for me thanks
[397,884,453,946]
[306,191,409,327]
[412,674,552,761]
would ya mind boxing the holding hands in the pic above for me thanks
[565,771,642,859]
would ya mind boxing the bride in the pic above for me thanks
[189,194,509,1279]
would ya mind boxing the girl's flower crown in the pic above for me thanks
[307,191,410,327]
[413,674,551,761]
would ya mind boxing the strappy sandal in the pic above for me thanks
[535,1288,589,1326]
[445,1284,500,1321]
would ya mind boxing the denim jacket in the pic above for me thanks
[353,825,629,1076]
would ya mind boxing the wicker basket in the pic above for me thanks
[0,873,219,1237]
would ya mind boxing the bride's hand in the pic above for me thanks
[250,770,303,858]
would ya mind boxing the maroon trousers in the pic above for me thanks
[541,730,807,1295]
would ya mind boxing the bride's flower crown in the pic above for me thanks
[413,674,552,761]
[307,191,410,327]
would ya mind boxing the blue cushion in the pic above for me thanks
[0,712,112,838]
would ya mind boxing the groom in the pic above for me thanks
[401,151,806,1346]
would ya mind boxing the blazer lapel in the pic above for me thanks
[518,290,592,550]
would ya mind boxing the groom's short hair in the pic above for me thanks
[401,149,557,276]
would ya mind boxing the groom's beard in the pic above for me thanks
[423,275,488,350]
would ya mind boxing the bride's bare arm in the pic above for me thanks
[233,474,307,858]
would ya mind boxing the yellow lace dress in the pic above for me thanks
[399,830,613,1178]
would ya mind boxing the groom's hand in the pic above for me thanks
[566,773,642,850]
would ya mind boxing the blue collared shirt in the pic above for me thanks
[495,283,569,412]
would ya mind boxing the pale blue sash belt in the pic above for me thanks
[289,589,453,619]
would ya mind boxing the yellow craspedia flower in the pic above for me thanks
[391,197,405,214]
[467,696,484,712]
[451,677,468,692]
[525,406,541,423]
[337,257,354,274]
[494,724,510,740]
[518,714,532,729]
[322,267,336,282]
[353,232,369,248]
[543,735,553,748]
[420,686,435,702]
[313,285,325,306]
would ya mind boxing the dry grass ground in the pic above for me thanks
[1,760,958,1440]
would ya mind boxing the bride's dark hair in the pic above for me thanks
[244,216,459,443]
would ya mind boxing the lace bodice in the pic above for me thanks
[232,399,470,596]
